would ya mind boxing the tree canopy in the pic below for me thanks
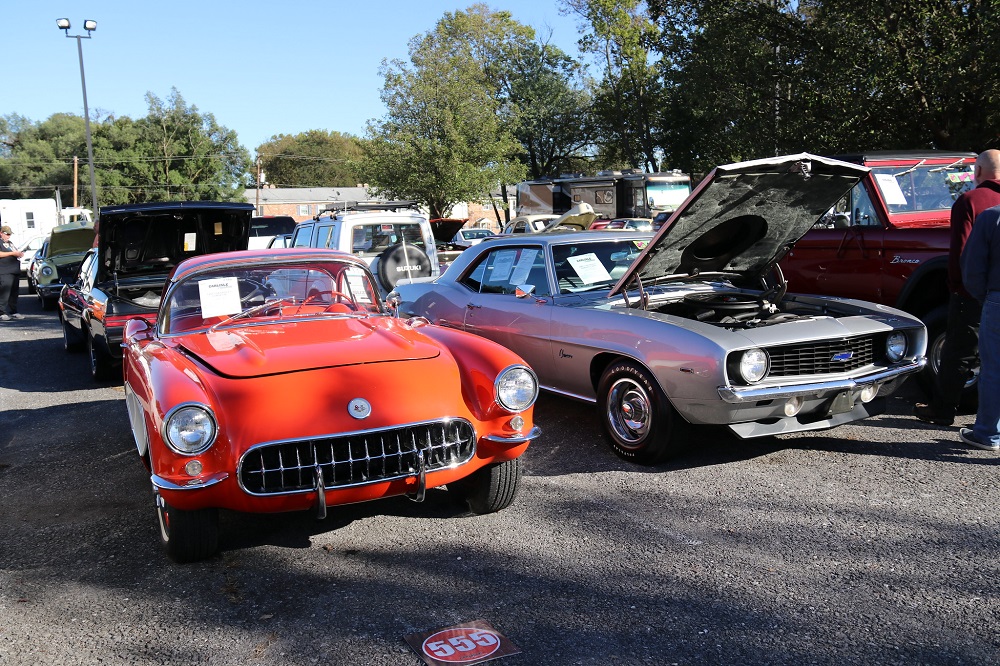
[256,130,363,188]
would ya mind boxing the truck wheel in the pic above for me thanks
[919,306,978,408]
[376,244,431,291]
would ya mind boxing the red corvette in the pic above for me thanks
[122,249,540,562]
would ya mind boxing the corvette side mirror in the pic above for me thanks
[385,291,401,317]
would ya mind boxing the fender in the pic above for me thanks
[894,254,948,313]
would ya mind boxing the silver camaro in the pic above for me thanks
[394,154,927,463]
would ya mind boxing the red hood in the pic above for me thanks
[176,317,441,378]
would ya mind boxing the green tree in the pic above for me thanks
[256,130,363,188]
[430,4,593,179]
[0,113,88,203]
[358,9,527,218]
[565,0,667,172]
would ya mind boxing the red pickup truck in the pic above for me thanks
[780,150,978,399]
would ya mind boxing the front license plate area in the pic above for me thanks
[829,391,855,415]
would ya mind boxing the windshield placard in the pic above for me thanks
[197,277,243,318]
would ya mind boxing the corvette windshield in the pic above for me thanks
[161,260,384,335]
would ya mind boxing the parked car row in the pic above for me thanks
[39,153,930,563]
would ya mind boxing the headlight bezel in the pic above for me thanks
[739,348,770,384]
[886,331,907,362]
[494,364,539,413]
[161,403,218,456]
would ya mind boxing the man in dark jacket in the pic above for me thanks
[959,202,1000,451]
[0,225,25,321]
[915,149,1000,426]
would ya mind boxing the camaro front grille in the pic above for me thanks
[238,419,476,495]
[766,336,875,376]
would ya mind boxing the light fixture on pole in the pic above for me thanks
[57,18,99,212]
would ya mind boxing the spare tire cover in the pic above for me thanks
[377,244,431,289]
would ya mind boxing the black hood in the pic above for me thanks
[610,153,868,295]
[96,201,253,281]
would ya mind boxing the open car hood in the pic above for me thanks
[430,219,468,243]
[96,201,253,281]
[178,317,441,379]
[542,202,599,231]
[47,222,96,256]
[610,154,868,296]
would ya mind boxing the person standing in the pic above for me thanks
[914,150,1000,425]
[0,225,25,321]
[960,202,1000,451]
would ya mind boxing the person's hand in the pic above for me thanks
[14,251,24,258]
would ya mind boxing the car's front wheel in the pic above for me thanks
[598,360,687,464]
[449,458,522,514]
[155,490,219,563]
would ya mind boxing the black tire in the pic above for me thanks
[598,360,687,464]
[449,457,522,514]
[919,305,978,408]
[376,244,431,291]
[61,314,85,352]
[155,491,219,563]
[87,332,117,382]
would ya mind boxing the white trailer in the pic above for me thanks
[0,198,61,239]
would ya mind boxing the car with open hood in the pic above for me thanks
[394,154,927,464]
[59,201,254,381]
[29,220,97,310]
[122,248,539,562]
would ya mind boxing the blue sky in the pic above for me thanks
[6,2,585,153]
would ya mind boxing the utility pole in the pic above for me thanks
[73,156,79,207]
[255,156,263,214]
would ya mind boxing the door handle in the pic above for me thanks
[466,303,481,309]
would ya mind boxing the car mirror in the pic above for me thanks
[124,317,152,342]
[515,284,536,299]
[385,291,401,316]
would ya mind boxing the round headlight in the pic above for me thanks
[495,365,539,412]
[740,348,769,384]
[163,404,217,455]
[886,332,907,362]
[40,266,54,277]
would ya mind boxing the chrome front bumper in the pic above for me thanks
[717,358,926,404]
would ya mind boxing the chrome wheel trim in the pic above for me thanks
[606,377,651,448]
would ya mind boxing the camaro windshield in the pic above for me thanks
[161,260,385,334]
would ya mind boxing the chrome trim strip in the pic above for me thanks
[151,471,229,491]
[717,358,926,404]
[483,426,542,444]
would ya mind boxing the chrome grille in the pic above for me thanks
[238,419,476,495]
[766,336,875,376]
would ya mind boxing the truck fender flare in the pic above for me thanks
[895,255,948,312]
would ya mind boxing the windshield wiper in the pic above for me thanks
[893,159,926,178]
[928,157,971,173]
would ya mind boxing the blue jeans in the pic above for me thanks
[973,292,1000,445]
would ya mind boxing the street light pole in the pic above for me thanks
[57,19,99,213]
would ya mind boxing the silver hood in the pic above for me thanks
[610,153,868,296]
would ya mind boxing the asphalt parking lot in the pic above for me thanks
[1,279,997,666]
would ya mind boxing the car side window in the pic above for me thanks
[316,225,335,248]
[460,246,550,296]
[853,183,881,227]
[290,225,313,248]
[78,251,96,290]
